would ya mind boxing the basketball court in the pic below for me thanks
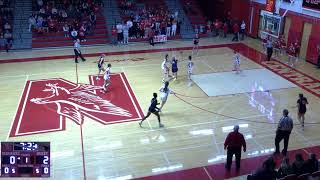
[1,38,320,180]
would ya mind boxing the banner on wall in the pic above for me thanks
[302,0,320,11]
[266,0,276,12]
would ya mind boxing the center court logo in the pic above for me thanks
[9,73,144,137]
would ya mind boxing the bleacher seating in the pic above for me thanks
[30,0,108,48]
[180,0,206,34]
[115,0,181,43]
[0,0,14,51]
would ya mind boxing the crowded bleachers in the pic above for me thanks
[180,0,206,35]
[247,153,320,180]
[30,0,108,48]
[114,0,181,44]
[0,0,13,52]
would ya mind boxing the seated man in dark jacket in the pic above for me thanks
[304,153,319,174]
[249,157,277,180]
[292,153,305,176]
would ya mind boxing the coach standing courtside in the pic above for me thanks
[274,109,293,156]
[224,125,246,171]
[74,39,86,63]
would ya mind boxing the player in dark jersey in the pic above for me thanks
[96,54,105,80]
[192,33,199,55]
[139,93,163,128]
[297,93,308,130]
[171,56,178,80]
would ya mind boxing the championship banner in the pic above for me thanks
[302,0,320,11]
[154,35,167,43]
[266,0,275,12]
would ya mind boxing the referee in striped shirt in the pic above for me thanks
[274,109,293,156]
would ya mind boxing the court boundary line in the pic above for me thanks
[6,75,29,140]
[203,167,213,180]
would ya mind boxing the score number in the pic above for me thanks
[3,167,16,174]
[35,167,49,174]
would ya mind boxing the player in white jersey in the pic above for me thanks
[96,54,105,80]
[233,51,241,74]
[102,64,112,92]
[187,55,194,81]
[161,54,170,82]
[159,81,174,112]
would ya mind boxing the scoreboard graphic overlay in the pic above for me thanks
[1,142,50,177]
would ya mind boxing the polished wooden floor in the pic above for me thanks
[0,37,320,180]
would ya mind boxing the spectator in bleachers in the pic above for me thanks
[148,26,154,46]
[89,12,96,27]
[79,24,86,42]
[37,0,44,9]
[166,20,171,37]
[223,22,228,38]
[116,22,123,44]
[4,30,12,52]
[111,25,117,45]
[42,18,49,33]
[232,22,239,41]
[59,9,68,23]
[304,153,319,174]
[123,23,129,45]
[63,24,69,37]
[39,7,46,17]
[29,15,36,32]
[4,22,11,31]
[276,157,292,179]
[51,6,58,18]
[249,157,277,180]
[48,18,57,32]
[292,153,305,176]
[171,20,177,36]
[71,28,78,40]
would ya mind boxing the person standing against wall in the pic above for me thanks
[240,20,246,40]
[224,125,246,171]
[266,36,273,61]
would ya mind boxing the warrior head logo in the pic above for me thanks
[10,74,143,137]
[30,83,132,125]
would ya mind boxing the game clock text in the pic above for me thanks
[1,142,50,177]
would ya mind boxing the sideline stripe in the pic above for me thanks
[203,167,213,180]
[0,44,230,64]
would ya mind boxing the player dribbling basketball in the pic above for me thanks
[139,93,164,128]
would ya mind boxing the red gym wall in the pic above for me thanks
[245,1,320,64]
[199,0,319,64]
